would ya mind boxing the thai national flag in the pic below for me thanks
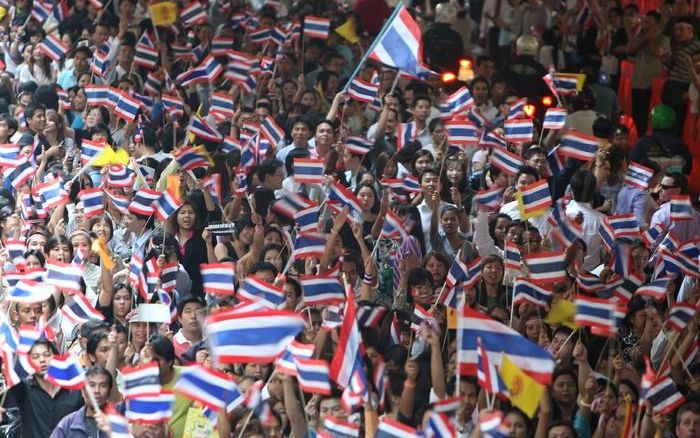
[107,165,136,188]
[294,357,331,395]
[89,51,111,78]
[78,188,105,219]
[249,27,272,44]
[151,189,183,221]
[347,78,380,104]
[239,276,285,308]
[445,252,469,291]
[518,178,552,215]
[608,214,640,239]
[367,3,425,76]
[160,263,179,294]
[175,144,213,171]
[133,43,159,70]
[46,354,85,389]
[357,305,387,328]
[504,118,534,143]
[624,161,655,189]
[272,192,313,219]
[206,309,306,363]
[324,417,360,437]
[445,119,480,145]
[646,376,685,414]
[426,412,456,438]
[543,107,567,130]
[209,92,235,120]
[180,2,208,27]
[293,205,319,234]
[507,98,529,119]
[376,417,420,438]
[122,362,161,399]
[504,240,521,271]
[260,116,285,145]
[162,94,184,118]
[575,295,618,336]
[270,26,289,46]
[293,158,324,184]
[126,392,175,424]
[31,0,52,21]
[670,195,694,221]
[104,189,129,214]
[304,16,331,39]
[559,130,599,161]
[330,283,365,391]
[60,292,105,324]
[668,303,697,333]
[200,262,236,296]
[490,146,524,175]
[5,161,36,189]
[38,33,69,61]
[176,56,223,86]
[211,36,234,56]
[300,275,345,305]
[380,210,408,240]
[643,223,666,248]
[114,93,141,123]
[523,251,566,284]
[395,121,417,150]
[275,339,315,376]
[174,365,241,410]
[635,277,671,301]
[473,187,503,210]
[457,307,555,384]
[480,130,508,149]
[34,178,67,209]
[440,86,475,118]
[463,257,483,289]
[477,337,507,396]
[45,261,82,293]
[106,411,130,438]
[52,0,69,21]
[328,181,363,218]
[293,233,326,260]
[17,325,41,353]
[85,84,111,106]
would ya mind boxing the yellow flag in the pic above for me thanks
[335,17,359,44]
[0,7,7,21]
[544,299,578,330]
[149,2,178,26]
[92,238,114,271]
[447,306,457,329]
[167,174,181,202]
[498,354,544,418]
[90,146,130,167]
[515,192,547,220]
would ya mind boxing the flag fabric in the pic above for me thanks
[31,0,52,21]
[575,295,618,336]
[464,257,483,289]
[376,417,420,438]
[106,411,131,438]
[114,93,141,123]
[543,107,567,130]
[523,251,567,283]
[293,158,324,184]
[174,365,240,410]
[46,354,85,389]
[426,412,456,438]
[606,214,640,240]
[624,162,655,189]
[513,278,553,308]
[646,376,685,414]
[367,3,425,76]
[445,119,480,145]
[180,2,208,27]
[300,275,345,305]
[517,179,552,216]
[323,417,360,437]
[107,165,137,188]
[209,92,235,120]
[34,178,68,209]
[275,339,315,376]
[294,205,319,234]
[174,145,213,171]
[477,337,507,396]
[260,116,285,145]
[272,192,313,219]
[498,354,545,418]
[504,239,521,270]
[78,188,105,218]
[200,262,236,296]
[411,304,435,332]
[188,114,224,142]
[304,16,331,39]
[380,210,408,240]
[559,130,599,161]
[328,182,363,217]
[440,87,475,117]
[6,161,36,189]
[238,276,285,308]
[490,146,524,175]
[17,325,42,353]
[126,392,175,424]
[473,187,503,210]
[347,78,379,104]
[670,195,694,221]
[206,309,305,364]
[45,261,82,293]
[121,362,161,399]
[457,306,555,385]
[668,303,697,333]
[294,357,331,395]
[330,283,365,390]
[211,36,234,56]
[293,234,326,260]
[133,43,159,69]
[39,33,69,61]
[151,189,183,221]
[503,119,534,143]
[636,277,671,301]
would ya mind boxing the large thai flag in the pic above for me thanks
[39,33,69,61]
[304,16,331,39]
[294,357,331,395]
[238,276,286,308]
[347,78,379,103]
[200,262,236,296]
[122,362,161,399]
[293,158,324,184]
[367,3,424,76]
[46,354,85,389]
[174,365,241,410]
[457,307,555,385]
[446,119,480,145]
[523,251,567,284]
[518,178,552,215]
[504,118,534,143]
[513,278,552,308]
[300,275,345,305]
[206,309,305,363]
[624,162,655,189]
[559,130,599,161]
[490,146,524,175]
[440,86,475,118]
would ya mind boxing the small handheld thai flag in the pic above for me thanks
[272,192,314,219]
[39,33,69,61]
[180,2,208,27]
[477,337,507,396]
[249,26,272,44]
[126,392,175,424]
[121,362,161,399]
[200,262,236,296]
[151,189,183,221]
[328,181,363,218]
[300,275,345,305]
[446,119,480,145]
[293,205,319,234]
[474,187,503,210]
[668,303,697,333]
[504,118,534,143]
[114,93,141,123]
[575,295,618,336]
[543,107,567,130]
[211,36,234,56]
[380,210,408,240]
[260,116,285,145]
[293,233,326,259]
[440,86,475,117]
[481,130,508,149]
[209,92,235,120]
[174,365,240,410]
[490,146,524,175]
[524,251,567,283]
[508,98,529,119]
[670,195,694,221]
[304,16,331,39]
[34,178,68,209]
[323,416,360,437]
[78,188,105,219]
[426,412,456,438]
[188,114,224,142]
[624,162,655,190]
[6,161,36,189]
[162,94,184,118]
[46,354,85,389]
[17,325,41,354]
[517,178,552,216]
[175,145,214,171]
[376,417,419,438]
[293,158,324,184]
[504,240,521,271]
[133,43,159,69]
[635,277,671,301]
[295,357,331,395]
[646,376,685,414]
[514,278,553,307]
[608,214,640,239]
[643,223,666,248]
[239,276,286,309]
[45,261,82,293]
[347,78,379,104]
[559,130,599,161]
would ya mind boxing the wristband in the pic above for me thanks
[403,380,416,389]
[363,273,375,284]
[578,397,591,408]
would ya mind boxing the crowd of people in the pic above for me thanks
[0,0,698,437]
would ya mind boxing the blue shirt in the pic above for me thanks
[616,186,651,227]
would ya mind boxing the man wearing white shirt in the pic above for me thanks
[417,168,456,253]
[565,171,604,271]
[471,76,499,121]
[275,116,313,165]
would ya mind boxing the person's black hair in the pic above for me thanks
[476,55,494,66]
[675,15,695,27]
[572,86,595,112]
[407,267,434,290]
[177,295,205,316]
[353,183,380,215]
[639,159,662,176]
[257,159,284,183]
[317,70,339,93]
[664,171,689,194]
[23,249,45,267]
[569,171,597,203]
[150,333,176,366]
[285,148,311,175]
[321,50,343,67]
[250,261,279,278]
[470,76,490,91]
[516,165,539,182]
[646,10,662,22]
[623,3,639,13]
[263,243,287,266]
[488,213,512,242]
[44,235,73,259]
[341,250,364,279]
[90,122,114,145]
[546,421,578,438]
[524,146,547,160]
[0,114,18,136]
[411,93,431,108]
[85,365,114,391]
[619,378,640,402]
[396,140,422,165]
[285,276,302,298]
[30,338,59,355]
[148,231,180,263]
[288,115,312,133]
[405,80,430,95]
[418,165,439,183]
[23,103,46,121]
[428,117,444,133]
[87,331,109,356]
[593,116,613,139]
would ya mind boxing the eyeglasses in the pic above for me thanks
[659,184,678,190]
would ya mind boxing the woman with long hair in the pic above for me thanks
[16,45,55,85]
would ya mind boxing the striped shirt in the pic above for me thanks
[669,38,700,83]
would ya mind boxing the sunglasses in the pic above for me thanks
[659,184,678,190]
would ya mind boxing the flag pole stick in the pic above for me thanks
[235,410,255,438]
[341,3,404,93]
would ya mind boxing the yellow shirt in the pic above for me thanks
[162,366,194,438]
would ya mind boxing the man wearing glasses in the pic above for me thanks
[649,172,700,251]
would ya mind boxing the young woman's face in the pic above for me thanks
[300,92,315,108]
[130,322,147,344]
[493,217,510,245]
[441,210,459,235]
[92,219,112,241]
[414,155,434,175]
[49,244,71,262]
[263,249,282,271]
[483,261,504,285]
[113,288,133,318]
[22,45,33,62]
[383,160,398,179]
[32,46,44,61]
[552,374,577,405]
[356,186,375,213]
[446,163,463,185]
[85,107,102,128]
[176,204,197,231]
[71,236,90,256]
[25,254,43,270]
[425,256,448,283]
